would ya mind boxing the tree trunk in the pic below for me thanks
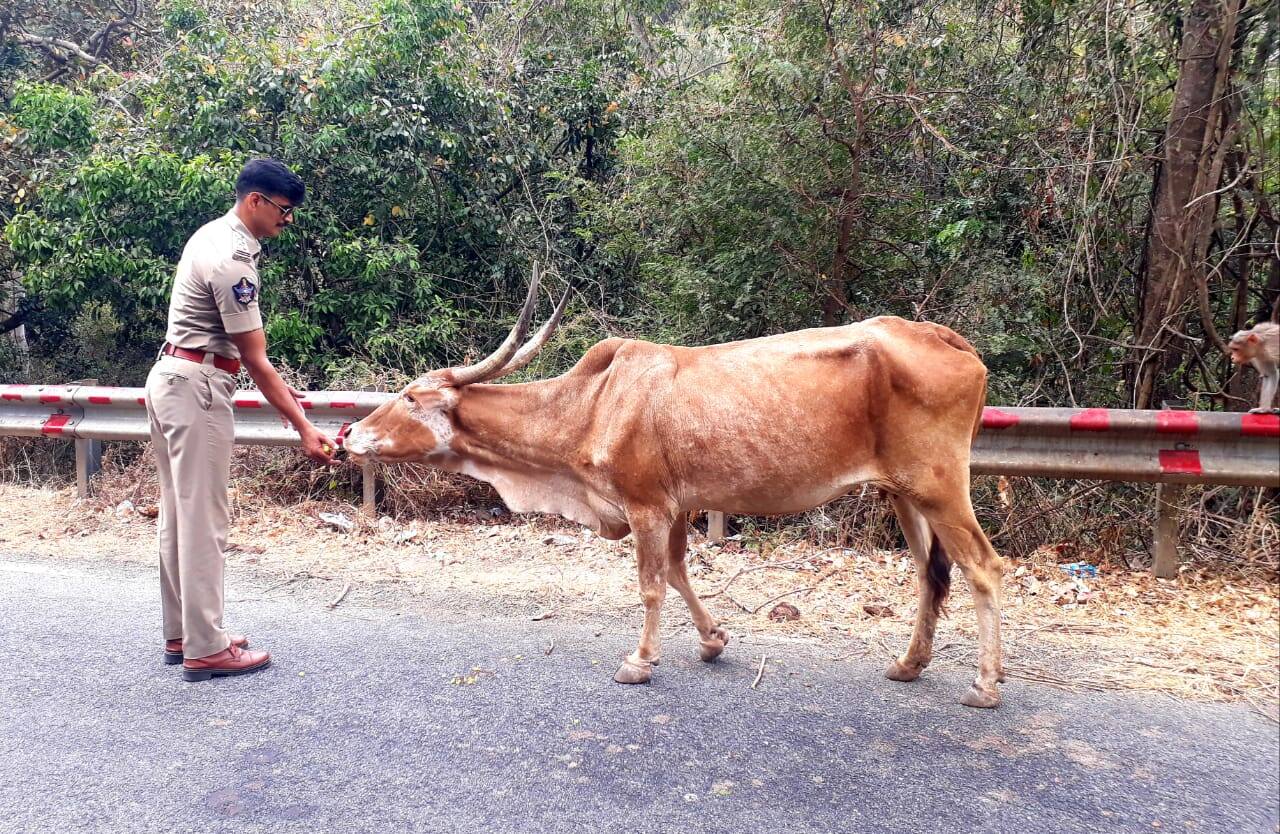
[1131,0,1241,408]
[824,187,857,327]
[626,13,659,70]
[1,278,31,378]
[1266,257,1280,323]
[1225,191,1252,405]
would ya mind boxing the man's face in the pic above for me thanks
[246,191,296,239]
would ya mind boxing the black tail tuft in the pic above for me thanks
[926,535,953,619]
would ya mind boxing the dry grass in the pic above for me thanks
[0,436,75,488]
[21,437,500,525]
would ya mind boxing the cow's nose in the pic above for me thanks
[343,424,375,460]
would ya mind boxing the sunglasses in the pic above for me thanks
[254,192,297,219]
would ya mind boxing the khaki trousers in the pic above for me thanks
[144,354,237,659]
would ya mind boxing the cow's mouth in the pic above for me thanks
[341,425,376,463]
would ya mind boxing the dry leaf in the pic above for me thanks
[768,602,801,621]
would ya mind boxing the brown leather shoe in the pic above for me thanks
[181,644,271,682]
[164,634,249,665]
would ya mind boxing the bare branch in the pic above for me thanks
[14,31,105,67]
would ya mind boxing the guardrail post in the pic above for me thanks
[73,378,102,498]
[707,510,726,542]
[75,437,103,498]
[361,462,377,516]
[1152,482,1185,579]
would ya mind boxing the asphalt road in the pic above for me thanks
[1,553,1276,834]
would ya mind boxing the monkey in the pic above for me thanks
[1227,322,1280,413]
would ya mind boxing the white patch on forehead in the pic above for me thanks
[420,410,453,454]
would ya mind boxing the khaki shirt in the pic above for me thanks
[164,209,264,360]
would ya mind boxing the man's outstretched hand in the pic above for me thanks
[301,427,336,465]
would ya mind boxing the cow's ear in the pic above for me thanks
[404,383,455,411]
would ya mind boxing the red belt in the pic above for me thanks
[162,343,241,374]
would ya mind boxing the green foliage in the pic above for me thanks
[5,149,240,376]
[8,81,95,151]
[586,0,1262,406]
[2,0,640,383]
[160,0,207,34]
[0,0,1274,409]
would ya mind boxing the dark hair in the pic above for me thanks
[234,158,305,205]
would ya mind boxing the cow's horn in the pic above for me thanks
[484,277,574,382]
[448,262,541,386]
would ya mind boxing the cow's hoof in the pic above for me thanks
[959,683,1001,709]
[884,659,925,682]
[614,658,653,684]
[699,627,728,662]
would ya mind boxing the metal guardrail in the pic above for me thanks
[971,406,1278,579]
[0,381,392,513]
[0,383,388,443]
[972,406,1279,487]
[2,383,1277,577]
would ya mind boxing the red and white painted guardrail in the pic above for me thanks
[4,383,1275,485]
[0,383,389,446]
[974,406,1279,487]
[3,384,1276,577]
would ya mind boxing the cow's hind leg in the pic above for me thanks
[664,519,729,661]
[884,494,950,683]
[919,493,1006,709]
[614,508,673,685]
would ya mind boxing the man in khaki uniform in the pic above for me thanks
[145,158,334,682]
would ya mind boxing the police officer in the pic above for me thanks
[145,158,334,682]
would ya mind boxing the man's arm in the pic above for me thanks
[229,328,334,464]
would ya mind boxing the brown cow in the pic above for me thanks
[345,274,1006,707]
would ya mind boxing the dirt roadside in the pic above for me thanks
[1,483,1276,719]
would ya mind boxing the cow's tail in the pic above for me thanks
[925,532,953,619]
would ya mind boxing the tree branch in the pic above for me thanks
[14,31,105,67]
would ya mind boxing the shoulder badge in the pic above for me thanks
[232,277,257,305]
[232,249,254,264]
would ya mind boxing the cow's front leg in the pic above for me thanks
[614,509,672,685]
